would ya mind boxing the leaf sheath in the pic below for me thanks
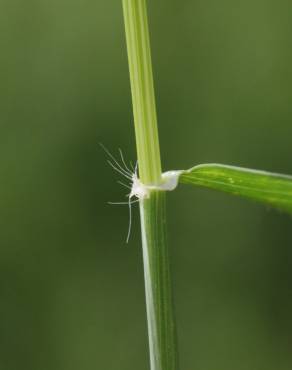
[140,192,178,370]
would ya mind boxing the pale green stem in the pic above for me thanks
[121,1,178,370]
[122,0,161,185]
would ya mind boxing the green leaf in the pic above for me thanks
[179,164,292,213]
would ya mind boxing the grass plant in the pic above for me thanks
[120,1,292,369]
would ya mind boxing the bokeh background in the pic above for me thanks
[1,0,292,369]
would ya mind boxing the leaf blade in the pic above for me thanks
[179,164,292,213]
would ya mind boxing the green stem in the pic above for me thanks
[122,1,178,370]
[140,192,178,370]
[122,0,161,185]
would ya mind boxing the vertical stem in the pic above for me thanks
[140,192,178,370]
[122,1,178,370]
[122,0,161,185]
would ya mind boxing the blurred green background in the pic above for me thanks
[1,0,292,369]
